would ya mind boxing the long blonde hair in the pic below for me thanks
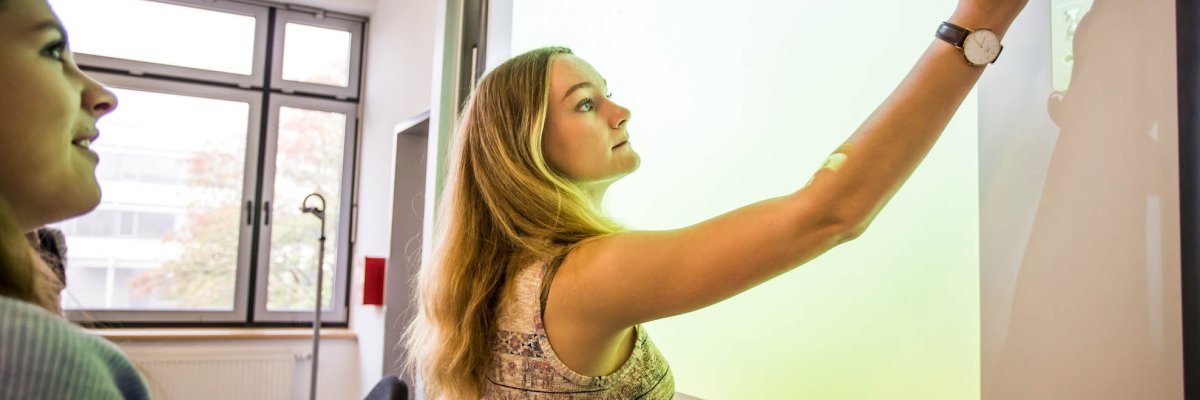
[403,46,625,398]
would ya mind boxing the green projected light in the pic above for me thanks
[508,1,979,398]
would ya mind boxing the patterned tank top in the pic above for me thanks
[482,257,675,399]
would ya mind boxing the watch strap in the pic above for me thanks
[935,21,970,47]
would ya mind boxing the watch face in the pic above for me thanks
[963,29,1001,65]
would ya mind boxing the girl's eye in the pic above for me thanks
[605,92,613,99]
[43,40,66,61]
[577,98,595,112]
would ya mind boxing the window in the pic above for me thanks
[272,10,363,99]
[49,0,364,325]
[53,0,267,86]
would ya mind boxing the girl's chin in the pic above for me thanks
[61,183,102,221]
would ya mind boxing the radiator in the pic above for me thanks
[122,347,307,400]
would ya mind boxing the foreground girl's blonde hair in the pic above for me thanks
[403,46,625,398]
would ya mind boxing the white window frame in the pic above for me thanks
[72,0,270,89]
[270,9,364,100]
[253,94,357,323]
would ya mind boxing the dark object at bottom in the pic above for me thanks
[364,375,408,400]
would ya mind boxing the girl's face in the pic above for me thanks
[0,0,117,231]
[543,55,639,186]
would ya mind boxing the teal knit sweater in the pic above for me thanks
[0,296,149,399]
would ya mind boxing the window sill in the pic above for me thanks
[90,328,358,341]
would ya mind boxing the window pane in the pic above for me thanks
[281,23,352,87]
[137,212,177,239]
[64,266,107,307]
[73,210,117,237]
[50,0,257,75]
[119,212,135,236]
[266,107,346,311]
[56,88,251,311]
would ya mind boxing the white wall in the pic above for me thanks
[979,0,1183,398]
[354,0,439,394]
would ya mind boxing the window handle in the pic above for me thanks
[263,201,272,226]
[245,201,253,225]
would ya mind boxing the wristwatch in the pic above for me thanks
[936,21,1003,66]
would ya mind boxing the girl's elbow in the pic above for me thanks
[829,209,872,244]
[837,221,868,243]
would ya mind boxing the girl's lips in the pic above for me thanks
[74,143,100,162]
